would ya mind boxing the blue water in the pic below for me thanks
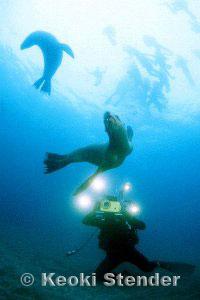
[1,1,200,299]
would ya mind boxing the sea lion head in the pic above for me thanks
[21,34,36,50]
[104,112,124,134]
[104,112,133,149]
[20,31,49,50]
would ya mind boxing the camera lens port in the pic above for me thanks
[102,200,111,209]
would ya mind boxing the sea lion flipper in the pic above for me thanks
[73,168,102,196]
[33,77,51,95]
[41,79,51,95]
[33,77,45,89]
[44,152,69,174]
[61,43,75,59]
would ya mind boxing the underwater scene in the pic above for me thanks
[0,0,200,299]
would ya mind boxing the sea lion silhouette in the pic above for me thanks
[21,31,74,95]
[44,112,133,195]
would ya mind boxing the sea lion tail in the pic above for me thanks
[41,79,51,95]
[44,152,70,174]
[33,77,45,89]
[33,77,51,95]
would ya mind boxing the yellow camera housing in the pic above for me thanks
[100,199,121,213]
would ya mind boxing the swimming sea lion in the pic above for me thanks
[21,31,74,95]
[44,112,133,196]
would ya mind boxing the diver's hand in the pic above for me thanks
[124,211,146,230]
[137,221,146,230]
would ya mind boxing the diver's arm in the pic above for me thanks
[125,213,146,230]
[133,218,146,230]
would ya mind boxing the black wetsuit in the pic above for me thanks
[82,211,157,280]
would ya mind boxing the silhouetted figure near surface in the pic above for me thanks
[165,0,189,14]
[143,35,173,85]
[147,81,167,112]
[126,47,157,76]
[165,0,200,33]
[105,62,150,112]
[89,67,106,86]
[103,25,117,46]
[123,37,173,111]
[143,35,174,106]
[175,55,195,86]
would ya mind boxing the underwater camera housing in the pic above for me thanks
[95,195,123,222]
[100,196,121,213]
[99,195,121,213]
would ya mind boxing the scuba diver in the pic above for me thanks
[81,194,195,281]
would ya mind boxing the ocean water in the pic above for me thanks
[1,0,200,299]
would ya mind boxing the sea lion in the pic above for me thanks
[21,31,74,95]
[44,112,133,195]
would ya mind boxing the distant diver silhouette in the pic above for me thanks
[44,112,133,195]
[21,31,74,95]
